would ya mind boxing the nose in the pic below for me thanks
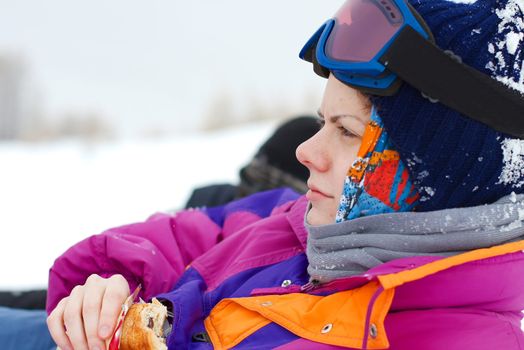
[296,129,330,173]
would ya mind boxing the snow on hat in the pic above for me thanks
[373,0,524,211]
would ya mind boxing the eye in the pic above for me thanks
[338,126,357,138]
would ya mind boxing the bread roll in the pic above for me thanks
[119,298,169,350]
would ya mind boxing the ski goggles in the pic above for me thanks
[300,0,524,138]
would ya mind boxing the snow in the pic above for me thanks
[500,219,523,232]
[423,187,435,196]
[495,51,507,69]
[498,138,524,188]
[485,0,524,94]
[0,122,277,290]
[419,186,435,202]
[506,31,524,55]
[500,203,524,232]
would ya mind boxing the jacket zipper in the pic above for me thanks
[300,279,321,292]
[192,332,211,343]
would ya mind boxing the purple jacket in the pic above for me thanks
[47,189,524,349]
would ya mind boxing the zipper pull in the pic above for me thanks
[192,332,211,343]
[300,279,321,292]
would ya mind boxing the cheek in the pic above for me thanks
[307,138,363,226]
[333,141,361,190]
[333,167,347,199]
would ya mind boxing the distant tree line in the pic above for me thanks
[0,53,114,142]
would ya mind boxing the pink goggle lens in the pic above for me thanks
[326,0,403,63]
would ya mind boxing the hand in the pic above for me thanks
[47,274,130,350]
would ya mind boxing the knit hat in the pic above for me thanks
[362,0,524,211]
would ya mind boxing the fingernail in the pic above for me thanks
[99,325,110,338]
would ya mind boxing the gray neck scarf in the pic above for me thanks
[306,193,524,283]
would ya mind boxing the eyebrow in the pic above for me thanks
[317,109,366,126]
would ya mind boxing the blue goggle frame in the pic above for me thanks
[299,0,432,94]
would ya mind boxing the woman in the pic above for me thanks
[47,0,524,349]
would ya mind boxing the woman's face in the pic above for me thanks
[296,74,371,225]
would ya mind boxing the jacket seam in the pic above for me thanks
[195,250,304,291]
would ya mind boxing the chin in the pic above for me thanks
[306,207,334,226]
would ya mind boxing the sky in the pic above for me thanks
[0,0,344,137]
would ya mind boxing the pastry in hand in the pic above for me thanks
[119,298,169,350]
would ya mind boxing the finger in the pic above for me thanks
[82,274,107,350]
[63,285,89,350]
[98,275,130,339]
[47,297,74,350]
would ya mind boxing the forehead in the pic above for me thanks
[320,75,370,122]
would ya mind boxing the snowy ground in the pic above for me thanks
[0,122,277,290]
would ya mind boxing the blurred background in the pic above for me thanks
[0,0,344,290]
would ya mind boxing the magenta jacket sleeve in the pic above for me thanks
[46,209,224,314]
[46,188,301,314]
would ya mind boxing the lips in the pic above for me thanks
[307,183,334,199]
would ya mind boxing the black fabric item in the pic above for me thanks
[238,157,309,197]
[184,116,317,208]
[379,26,524,138]
[256,116,319,182]
[185,184,237,208]
[0,290,47,310]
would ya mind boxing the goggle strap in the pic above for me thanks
[379,26,524,138]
